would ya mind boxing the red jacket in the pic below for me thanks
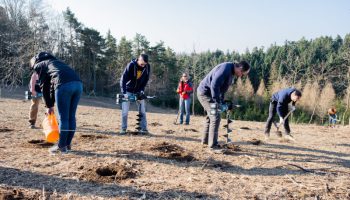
[177,81,193,99]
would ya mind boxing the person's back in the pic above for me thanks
[198,62,235,103]
[37,59,81,90]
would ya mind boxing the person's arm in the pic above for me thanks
[276,92,289,117]
[120,63,132,94]
[139,64,150,93]
[34,62,54,108]
[30,73,37,96]
[210,67,229,103]
[176,81,182,93]
[185,82,193,93]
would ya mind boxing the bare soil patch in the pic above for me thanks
[80,160,139,183]
[149,142,195,162]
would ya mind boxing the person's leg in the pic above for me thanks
[264,102,277,135]
[185,98,191,125]
[197,92,211,145]
[208,108,221,148]
[121,95,131,130]
[179,98,184,124]
[139,99,148,131]
[29,98,40,126]
[55,84,72,149]
[283,117,291,134]
[66,82,83,147]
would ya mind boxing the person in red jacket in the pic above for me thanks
[176,73,193,125]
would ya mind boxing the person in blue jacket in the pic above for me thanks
[120,54,150,135]
[197,61,250,150]
[264,88,302,139]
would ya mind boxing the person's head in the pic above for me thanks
[181,73,189,82]
[291,89,302,102]
[29,52,55,69]
[137,53,149,68]
[233,61,250,77]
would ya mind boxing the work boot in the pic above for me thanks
[49,144,67,154]
[119,129,127,135]
[140,129,149,135]
[208,145,224,154]
[283,133,295,141]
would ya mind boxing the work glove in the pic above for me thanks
[219,103,229,112]
[279,117,284,124]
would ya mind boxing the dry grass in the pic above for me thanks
[0,88,350,199]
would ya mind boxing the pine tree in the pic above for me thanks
[234,78,244,100]
[299,82,312,112]
[243,78,254,101]
[255,79,267,107]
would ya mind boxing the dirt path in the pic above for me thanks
[0,94,349,199]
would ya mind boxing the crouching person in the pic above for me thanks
[30,52,83,154]
[264,88,302,140]
[119,54,150,135]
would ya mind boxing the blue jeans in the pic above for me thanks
[121,92,147,130]
[179,97,191,124]
[55,81,83,148]
[329,114,337,125]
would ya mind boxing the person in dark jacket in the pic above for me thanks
[120,54,150,134]
[30,52,82,154]
[176,73,193,125]
[264,88,302,139]
[197,61,250,150]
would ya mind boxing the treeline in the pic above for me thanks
[0,0,349,125]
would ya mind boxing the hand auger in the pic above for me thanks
[210,101,241,143]
[115,93,156,104]
[116,93,156,133]
[25,91,43,100]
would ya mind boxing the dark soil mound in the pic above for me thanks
[150,142,195,162]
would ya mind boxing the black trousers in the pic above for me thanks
[264,101,290,134]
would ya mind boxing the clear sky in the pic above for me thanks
[47,0,350,53]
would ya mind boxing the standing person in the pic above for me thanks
[197,61,250,150]
[120,53,150,135]
[264,88,302,139]
[28,72,43,129]
[176,73,193,125]
[328,107,337,128]
[30,52,83,154]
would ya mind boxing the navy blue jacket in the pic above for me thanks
[271,87,296,117]
[197,62,235,103]
[120,59,150,94]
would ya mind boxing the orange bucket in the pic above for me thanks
[42,113,59,143]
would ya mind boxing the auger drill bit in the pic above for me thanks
[226,112,233,143]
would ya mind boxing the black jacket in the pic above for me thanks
[32,52,81,108]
